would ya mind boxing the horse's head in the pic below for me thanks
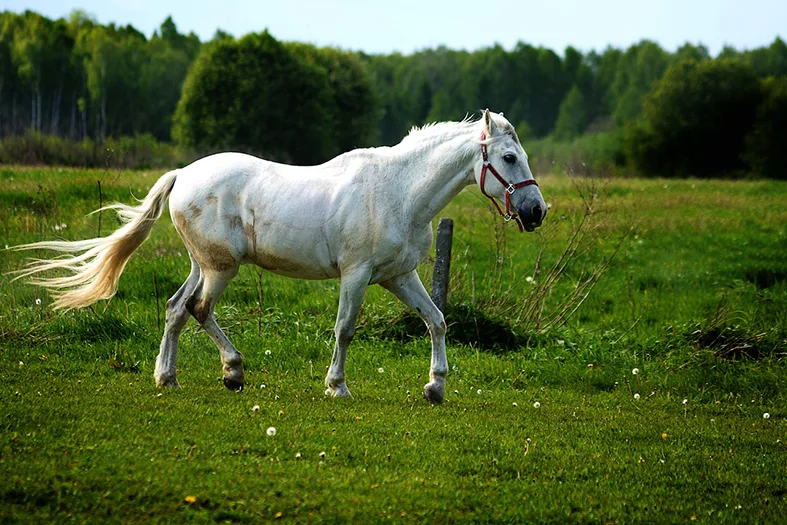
[474,109,546,232]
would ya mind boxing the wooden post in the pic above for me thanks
[431,218,454,312]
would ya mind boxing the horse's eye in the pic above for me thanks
[503,153,517,164]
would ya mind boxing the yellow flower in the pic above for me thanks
[184,495,196,504]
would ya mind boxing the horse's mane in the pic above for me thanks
[401,113,520,147]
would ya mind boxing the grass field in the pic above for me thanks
[1,166,786,523]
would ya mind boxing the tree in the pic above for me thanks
[626,59,761,177]
[554,84,588,140]
[287,43,380,154]
[173,31,338,164]
[744,77,787,179]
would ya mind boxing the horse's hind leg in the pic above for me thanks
[155,256,201,387]
[185,270,245,390]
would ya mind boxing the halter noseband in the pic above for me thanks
[479,131,538,232]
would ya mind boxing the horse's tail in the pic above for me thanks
[10,169,180,310]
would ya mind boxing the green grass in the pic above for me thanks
[1,166,786,523]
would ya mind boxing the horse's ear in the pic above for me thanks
[483,109,499,136]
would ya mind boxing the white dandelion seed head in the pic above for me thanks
[634,393,641,400]
[512,402,518,407]
[683,399,688,405]
[252,405,260,412]
[477,389,482,395]
[319,451,326,459]
[35,298,42,305]
[260,384,266,389]
[377,367,384,373]
[60,223,67,229]
[275,395,280,400]
[632,368,639,375]
[295,452,302,459]
[265,350,272,356]
[266,426,276,436]
[763,413,770,419]
[533,401,541,408]
[454,390,459,395]
[525,276,533,283]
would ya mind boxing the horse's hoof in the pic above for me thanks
[223,377,245,391]
[325,384,351,398]
[155,374,181,389]
[423,382,445,404]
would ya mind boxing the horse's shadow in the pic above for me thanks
[365,304,534,353]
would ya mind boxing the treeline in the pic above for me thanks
[1,9,785,177]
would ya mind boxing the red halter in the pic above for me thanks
[479,131,538,232]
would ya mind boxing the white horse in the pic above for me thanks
[13,110,546,403]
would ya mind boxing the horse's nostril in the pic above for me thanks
[532,205,543,222]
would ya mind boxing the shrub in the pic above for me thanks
[625,59,761,178]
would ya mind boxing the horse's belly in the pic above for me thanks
[253,253,339,280]
[245,236,339,280]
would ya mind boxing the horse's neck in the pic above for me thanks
[398,128,478,230]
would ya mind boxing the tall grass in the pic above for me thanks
[0,131,199,169]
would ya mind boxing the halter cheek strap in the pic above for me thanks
[479,131,538,232]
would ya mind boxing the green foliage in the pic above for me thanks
[174,32,377,164]
[626,59,762,177]
[285,43,381,153]
[743,76,787,179]
[1,9,787,179]
[553,84,588,140]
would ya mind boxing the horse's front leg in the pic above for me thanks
[380,270,448,403]
[325,267,371,398]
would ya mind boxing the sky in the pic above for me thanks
[5,0,786,56]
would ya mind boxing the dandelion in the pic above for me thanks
[525,276,533,283]
[18,361,24,366]
[35,298,42,306]
[453,389,459,395]
[512,402,518,407]
[53,225,61,231]
[266,427,277,436]
[295,452,302,459]
[265,350,272,356]
[184,495,197,504]
[260,384,266,389]
[632,368,639,375]
[763,413,770,419]
[252,405,260,412]
[275,395,280,400]
[377,367,384,373]
[319,451,326,459]
[476,389,482,395]
[60,223,67,229]
[634,393,640,400]
[533,401,541,408]
[682,399,688,405]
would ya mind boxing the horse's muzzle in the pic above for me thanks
[518,204,546,232]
